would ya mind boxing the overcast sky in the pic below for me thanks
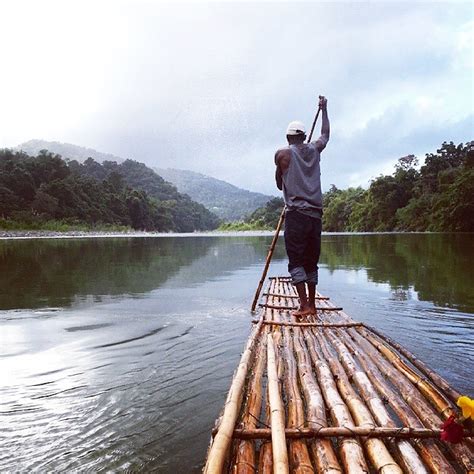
[1,0,472,195]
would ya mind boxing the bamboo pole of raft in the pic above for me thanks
[258,278,278,474]
[258,372,273,474]
[302,328,369,473]
[320,329,429,473]
[267,333,289,474]
[233,329,267,473]
[308,327,403,474]
[347,327,474,472]
[253,320,362,328]
[281,325,315,473]
[259,289,286,474]
[204,318,265,473]
[291,326,342,473]
[361,324,461,404]
[337,329,457,473]
[263,293,330,300]
[227,426,473,439]
[250,208,285,312]
[259,303,343,311]
[358,327,453,418]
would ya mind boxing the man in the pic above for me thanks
[275,96,329,317]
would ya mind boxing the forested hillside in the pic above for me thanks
[227,141,474,232]
[16,140,273,221]
[155,168,273,220]
[0,150,220,232]
[323,141,473,232]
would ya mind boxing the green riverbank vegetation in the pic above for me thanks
[0,150,220,232]
[221,141,474,232]
[218,197,285,231]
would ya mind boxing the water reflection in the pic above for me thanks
[1,233,472,312]
[320,233,474,312]
[0,237,286,310]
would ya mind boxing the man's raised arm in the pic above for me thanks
[314,96,330,152]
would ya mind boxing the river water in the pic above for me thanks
[0,233,472,472]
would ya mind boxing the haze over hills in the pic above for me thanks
[16,139,125,165]
[155,168,273,220]
[14,139,274,221]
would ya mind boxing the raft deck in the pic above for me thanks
[204,276,473,473]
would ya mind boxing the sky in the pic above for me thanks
[0,0,473,196]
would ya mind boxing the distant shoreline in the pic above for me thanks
[0,230,276,240]
[1,230,467,240]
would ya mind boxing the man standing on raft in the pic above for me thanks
[275,96,330,317]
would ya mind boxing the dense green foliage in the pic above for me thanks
[17,141,273,221]
[156,168,272,221]
[324,141,473,232]
[0,150,220,231]
[226,141,473,232]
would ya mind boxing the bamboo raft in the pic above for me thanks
[204,276,474,473]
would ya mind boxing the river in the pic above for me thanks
[0,233,472,472]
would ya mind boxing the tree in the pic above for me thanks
[32,185,59,217]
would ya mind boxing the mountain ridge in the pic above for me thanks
[14,139,274,221]
[155,167,274,220]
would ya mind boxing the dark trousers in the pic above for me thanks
[284,210,322,285]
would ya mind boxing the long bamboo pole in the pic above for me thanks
[258,373,273,474]
[307,100,322,143]
[250,208,285,312]
[263,293,330,300]
[226,426,473,440]
[267,333,289,474]
[252,320,362,328]
[233,330,267,473]
[204,317,265,473]
[259,303,343,311]
[259,280,283,474]
[281,324,314,473]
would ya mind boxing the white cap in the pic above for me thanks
[286,120,306,136]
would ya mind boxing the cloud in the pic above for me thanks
[0,1,472,195]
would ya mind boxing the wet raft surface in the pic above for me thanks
[204,277,473,473]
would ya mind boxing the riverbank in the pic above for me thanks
[0,229,276,239]
[2,229,468,239]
